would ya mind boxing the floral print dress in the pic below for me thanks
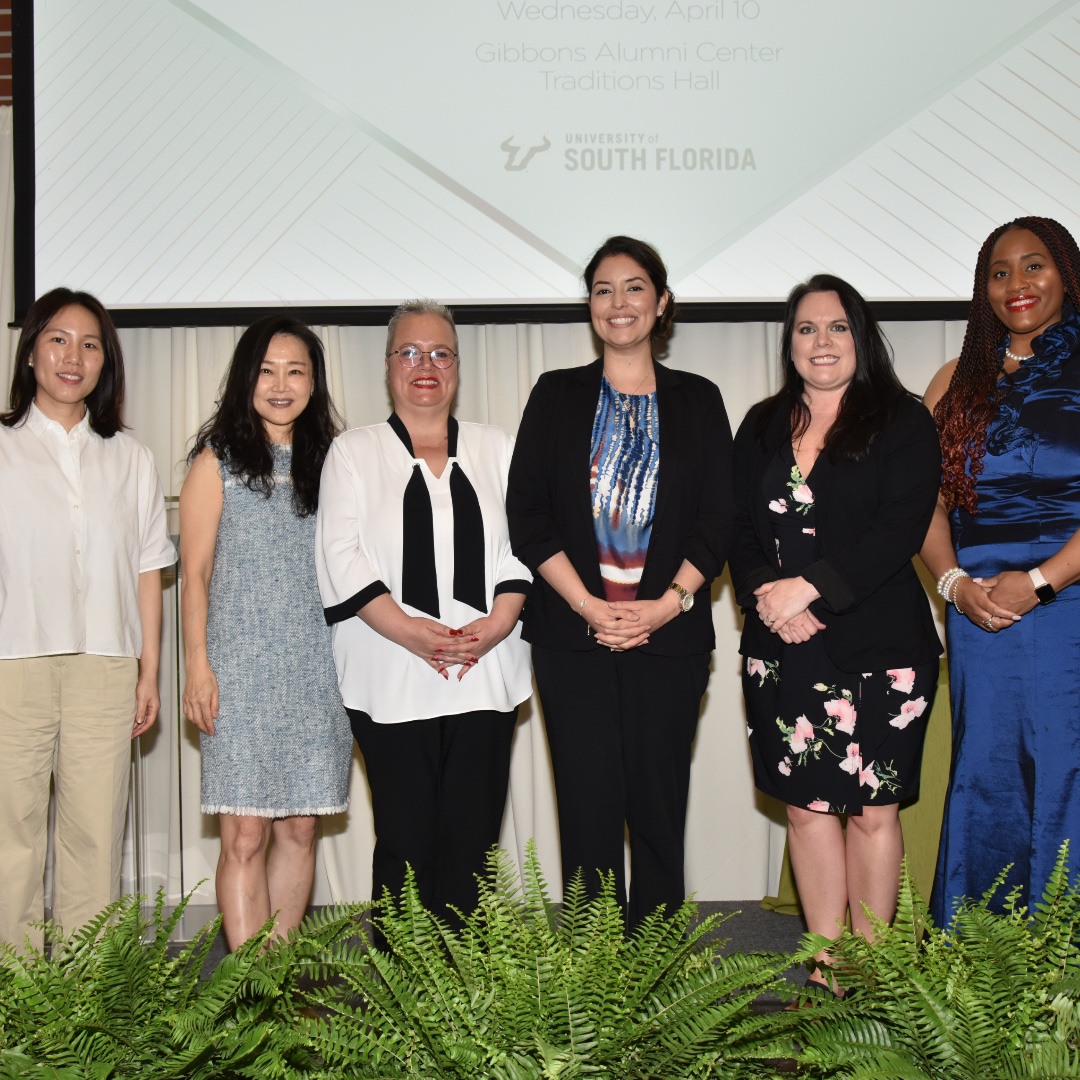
[743,444,936,815]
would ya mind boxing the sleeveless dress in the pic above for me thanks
[201,444,352,816]
[931,312,1080,922]
[743,444,937,814]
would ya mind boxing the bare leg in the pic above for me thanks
[216,815,273,950]
[266,816,318,939]
[787,805,848,990]
[845,803,904,940]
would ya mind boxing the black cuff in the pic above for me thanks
[735,569,777,611]
[323,581,390,625]
[802,560,855,613]
[494,578,531,598]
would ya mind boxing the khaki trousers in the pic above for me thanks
[0,654,137,952]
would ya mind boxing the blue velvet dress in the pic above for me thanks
[931,311,1080,924]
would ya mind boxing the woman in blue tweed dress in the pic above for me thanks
[180,315,351,949]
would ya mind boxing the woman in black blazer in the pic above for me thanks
[507,236,733,929]
[731,274,941,994]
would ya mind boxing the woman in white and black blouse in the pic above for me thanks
[316,299,531,927]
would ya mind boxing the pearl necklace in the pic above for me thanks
[1005,347,1035,365]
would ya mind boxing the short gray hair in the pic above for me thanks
[385,299,458,356]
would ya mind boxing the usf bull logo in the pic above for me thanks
[500,136,552,171]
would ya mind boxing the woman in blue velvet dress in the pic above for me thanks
[922,216,1080,924]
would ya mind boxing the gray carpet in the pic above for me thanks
[168,900,810,986]
[696,900,808,957]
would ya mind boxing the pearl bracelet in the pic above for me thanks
[936,567,970,611]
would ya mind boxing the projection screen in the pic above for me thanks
[26,0,1080,311]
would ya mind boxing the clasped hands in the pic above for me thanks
[404,612,515,680]
[581,592,680,651]
[954,570,1034,633]
[754,577,826,644]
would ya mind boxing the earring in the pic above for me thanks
[657,307,665,316]
[28,359,33,368]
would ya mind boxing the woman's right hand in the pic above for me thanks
[953,575,1022,633]
[580,594,648,649]
[775,608,827,644]
[398,615,477,679]
[183,660,220,736]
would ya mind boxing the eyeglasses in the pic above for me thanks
[388,346,458,369]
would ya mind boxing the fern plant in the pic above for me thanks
[293,842,805,1079]
[794,843,1080,1079]
[0,888,367,1080]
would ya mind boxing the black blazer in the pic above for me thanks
[507,359,734,655]
[730,394,943,672]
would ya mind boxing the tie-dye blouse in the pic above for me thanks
[590,377,660,601]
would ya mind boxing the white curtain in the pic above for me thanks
[0,107,966,905]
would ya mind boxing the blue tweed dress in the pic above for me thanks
[201,445,351,816]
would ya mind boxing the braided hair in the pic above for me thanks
[936,216,1080,513]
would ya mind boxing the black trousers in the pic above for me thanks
[348,707,517,926]
[531,645,710,929]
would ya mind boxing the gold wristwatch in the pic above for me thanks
[667,582,694,613]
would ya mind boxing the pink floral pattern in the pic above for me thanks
[787,466,814,516]
[890,695,928,730]
[750,670,932,813]
[823,693,857,735]
[887,668,916,695]
[840,742,862,774]
[744,447,935,816]
[746,656,779,688]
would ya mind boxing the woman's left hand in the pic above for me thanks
[755,576,822,633]
[977,571,1038,620]
[133,670,160,738]
[604,593,681,651]
[447,594,527,680]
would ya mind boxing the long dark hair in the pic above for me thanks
[935,216,1080,513]
[754,274,910,460]
[583,235,677,342]
[189,315,341,517]
[2,288,126,436]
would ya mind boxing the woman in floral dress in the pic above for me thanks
[731,274,941,994]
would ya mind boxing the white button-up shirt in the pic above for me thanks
[0,403,176,659]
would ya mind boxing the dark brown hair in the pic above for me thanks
[2,288,126,436]
[935,216,1080,513]
[583,235,676,342]
[754,274,910,460]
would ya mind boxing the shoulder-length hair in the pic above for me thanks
[189,314,342,517]
[935,215,1080,514]
[583,235,677,343]
[2,288,126,436]
[754,274,910,460]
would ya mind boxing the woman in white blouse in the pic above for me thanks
[0,288,175,952]
[317,299,531,929]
